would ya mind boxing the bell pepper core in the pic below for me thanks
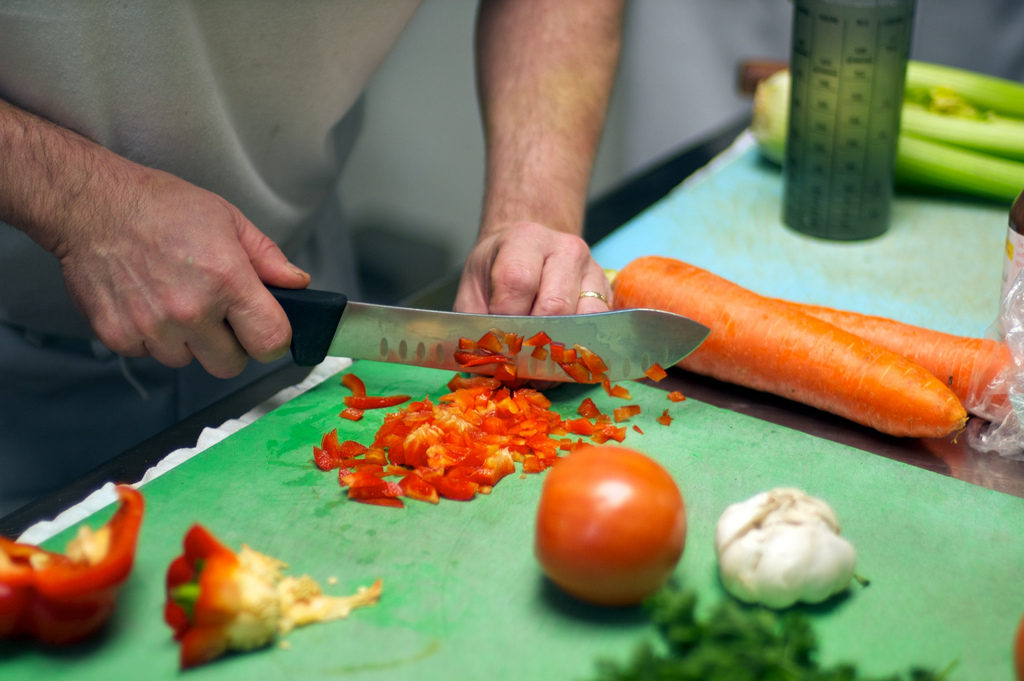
[165,523,383,669]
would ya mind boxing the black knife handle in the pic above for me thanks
[267,286,349,366]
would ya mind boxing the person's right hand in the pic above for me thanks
[0,98,307,378]
[51,165,309,379]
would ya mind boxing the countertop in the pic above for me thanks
[3,117,1024,681]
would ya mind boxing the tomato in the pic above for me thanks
[534,445,686,606]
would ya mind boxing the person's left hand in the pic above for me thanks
[454,221,612,316]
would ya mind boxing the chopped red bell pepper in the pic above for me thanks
[523,331,551,347]
[314,429,367,470]
[430,475,478,501]
[492,362,519,384]
[644,362,668,382]
[313,342,654,509]
[558,360,592,383]
[657,409,673,426]
[339,407,364,421]
[502,332,524,356]
[0,485,144,644]
[667,390,686,402]
[612,404,642,422]
[601,377,632,400]
[565,417,597,436]
[521,454,547,473]
[340,373,409,410]
[313,446,334,470]
[590,423,627,444]
[453,350,514,367]
[341,372,367,397]
[321,428,344,457]
[576,397,601,419]
[576,345,609,376]
[474,330,504,354]
[363,448,389,466]
[341,439,369,457]
[451,327,615,388]
[342,394,410,410]
[398,473,439,504]
[446,374,502,391]
[341,470,403,503]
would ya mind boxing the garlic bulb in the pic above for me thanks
[714,487,856,609]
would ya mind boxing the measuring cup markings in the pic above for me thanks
[783,0,915,240]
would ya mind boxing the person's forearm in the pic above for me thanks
[0,96,306,374]
[0,97,135,258]
[474,0,624,237]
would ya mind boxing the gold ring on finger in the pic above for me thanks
[578,290,609,305]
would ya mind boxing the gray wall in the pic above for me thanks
[339,1,1024,303]
[338,2,791,302]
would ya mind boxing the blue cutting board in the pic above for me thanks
[593,134,1010,338]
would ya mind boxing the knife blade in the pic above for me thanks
[268,287,708,382]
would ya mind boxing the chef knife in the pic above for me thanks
[268,287,709,382]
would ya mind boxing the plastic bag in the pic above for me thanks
[966,272,1024,459]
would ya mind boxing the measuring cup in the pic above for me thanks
[782,0,916,240]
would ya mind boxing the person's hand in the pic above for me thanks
[51,165,309,378]
[453,221,611,316]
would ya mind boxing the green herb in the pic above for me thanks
[591,588,951,681]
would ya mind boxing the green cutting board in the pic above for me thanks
[2,361,1022,680]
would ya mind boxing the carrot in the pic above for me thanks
[611,256,968,438]
[775,299,1012,421]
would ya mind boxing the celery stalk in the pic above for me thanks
[905,61,1024,118]
[900,104,1024,161]
[750,65,1024,204]
[896,133,1024,203]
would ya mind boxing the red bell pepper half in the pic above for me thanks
[0,484,145,644]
